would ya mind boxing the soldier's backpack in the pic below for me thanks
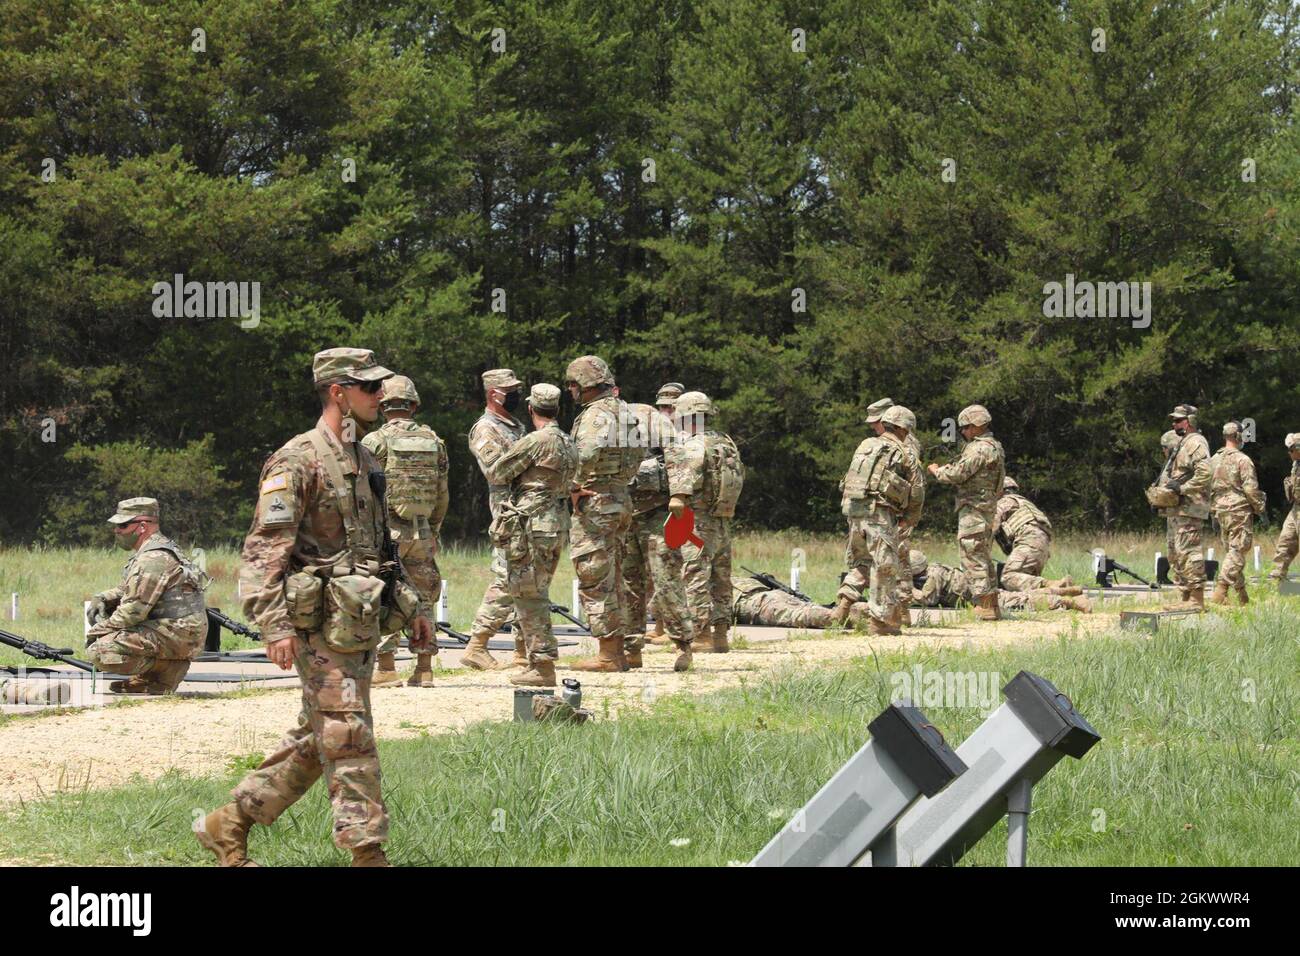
[842,439,911,511]
[386,425,445,520]
[709,436,745,517]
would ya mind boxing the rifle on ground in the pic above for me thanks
[741,566,815,604]
[0,626,95,673]
[549,603,591,632]
[204,607,262,652]
[1095,556,1158,589]
[437,621,470,644]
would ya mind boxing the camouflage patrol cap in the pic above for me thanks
[673,391,715,418]
[482,368,523,390]
[908,549,928,576]
[1223,421,1242,437]
[380,375,420,407]
[312,348,394,386]
[108,497,159,524]
[527,383,561,413]
[655,382,685,406]
[1160,429,1180,452]
[864,398,894,424]
[1003,476,1019,491]
[564,355,615,389]
[957,404,992,427]
[880,405,915,431]
[1286,433,1300,450]
[1167,404,1197,421]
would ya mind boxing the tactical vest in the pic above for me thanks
[133,536,209,620]
[382,421,445,520]
[706,434,744,517]
[576,397,642,490]
[1002,494,1051,539]
[305,429,386,567]
[842,437,911,512]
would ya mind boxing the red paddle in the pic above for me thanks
[663,507,704,549]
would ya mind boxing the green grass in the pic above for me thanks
[3,593,1296,866]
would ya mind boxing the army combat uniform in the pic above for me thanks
[1152,406,1212,606]
[666,392,745,652]
[994,480,1055,591]
[86,499,209,694]
[931,406,1005,616]
[229,349,423,855]
[467,369,528,664]
[862,400,927,622]
[362,409,448,658]
[1269,433,1300,582]
[1208,424,1265,604]
[837,414,924,634]
[485,385,578,684]
[623,402,688,643]
[732,576,833,629]
[909,553,1087,614]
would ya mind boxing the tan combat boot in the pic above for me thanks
[829,596,854,626]
[1047,576,1075,589]
[649,617,669,644]
[407,652,435,687]
[372,651,402,687]
[1048,585,1084,596]
[1208,581,1229,606]
[672,639,693,672]
[569,638,627,672]
[1184,589,1206,612]
[510,636,528,668]
[1163,589,1190,611]
[867,615,902,637]
[195,803,259,867]
[973,593,1001,621]
[460,629,499,671]
[509,659,557,687]
[624,645,643,669]
[711,623,731,653]
[1065,595,1092,613]
[351,845,390,867]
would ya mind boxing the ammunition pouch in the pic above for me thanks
[489,508,532,566]
[322,573,386,654]
[284,571,325,631]
[1145,485,1180,509]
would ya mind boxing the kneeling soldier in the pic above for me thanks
[86,497,209,694]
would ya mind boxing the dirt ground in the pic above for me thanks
[0,608,1128,809]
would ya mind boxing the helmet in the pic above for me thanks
[1286,432,1300,450]
[880,405,915,431]
[956,404,992,428]
[673,391,715,418]
[564,355,615,389]
[380,375,420,407]
[1160,430,1180,453]
[908,549,928,576]
[1003,476,1019,492]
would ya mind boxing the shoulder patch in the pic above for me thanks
[261,473,289,495]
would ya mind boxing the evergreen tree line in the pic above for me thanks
[3,0,1299,545]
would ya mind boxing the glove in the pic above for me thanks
[86,594,108,626]
[1167,479,1183,494]
[668,495,688,518]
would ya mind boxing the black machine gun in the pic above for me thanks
[549,603,590,632]
[741,566,817,604]
[0,626,95,673]
[1092,552,1158,590]
[205,607,261,651]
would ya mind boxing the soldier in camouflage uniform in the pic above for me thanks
[484,385,578,687]
[667,391,745,658]
[1148,404,1212,610]
[463,369,528,670]
[994,477,1070,591]
[832,405,924,635]
[85,497,209,694]
[1207,421,1266,606]
[196,348,433,868]
[624,385,690,654]
[732,576,835,628]
[862,399,925,626]
[927,404,1005,621]
[907,550,1090,614]
[566,356,645,672]
[362,375,448,687]
[1269,433,1300,583]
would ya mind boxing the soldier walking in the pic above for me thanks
[85,497,209,694]
[463,369,528,670]
[1147,404,1212,610]
[1208,421,1265,605]
[362,375,448,686]
[196,348,433,868]
[926,405,1005,621]
[484,385,578,686]
[1269,433,1300,584]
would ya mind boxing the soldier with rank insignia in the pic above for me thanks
[85,497,210,694]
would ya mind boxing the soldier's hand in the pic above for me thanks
[265,635,300,671]
[570,489,594,513]
[86,595,107,626]
[668,495,688,518]
[409,615,434,652]
[926,463,940,478]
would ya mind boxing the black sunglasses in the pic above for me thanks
[343,380,383,394]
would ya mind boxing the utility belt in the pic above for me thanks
[282,557,420,654]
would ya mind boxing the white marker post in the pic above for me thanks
[84,601,92,637]
[791,564,802,594]
[9,593,16,621]
[1207,547,1216,563]
[572,580,583,622]
[1254,545,1261,573]
[438,581,450,624]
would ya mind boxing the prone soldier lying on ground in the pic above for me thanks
[908,550,1090,613]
